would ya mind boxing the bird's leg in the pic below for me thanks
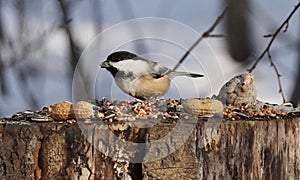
[135,98,144,103]
[146,97,158,106]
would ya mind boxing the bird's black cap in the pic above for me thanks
[107,51,137,62]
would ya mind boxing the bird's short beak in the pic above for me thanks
[100,61,110,68]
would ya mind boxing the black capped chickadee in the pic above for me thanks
[100,51,204,100]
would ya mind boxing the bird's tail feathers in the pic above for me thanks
[168,71,204,79]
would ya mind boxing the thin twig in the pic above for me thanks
[267,51,286,102]
[208,34,226,38]
[57,0,79,70]
[172,5,228,71]
[248,1,300,103]
[248,1,300,72]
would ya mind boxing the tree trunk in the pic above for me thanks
[0,118,300,179]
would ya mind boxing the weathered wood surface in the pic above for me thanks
[144,118,300,179]
[0,122,116,180]
[0,118,300,180]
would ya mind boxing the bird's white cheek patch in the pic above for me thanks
[112,60,150,75]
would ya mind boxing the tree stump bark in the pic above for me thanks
[143,118,300,179]
[0,117,299,179]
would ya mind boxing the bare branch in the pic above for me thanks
[283,21,289,32]
[248,1,300,72]
[172,5,227,71]
[248,1,300,103]
[267,51,286,102]
[57,0,79,70]
[208,34,226,38]
[263,34,273,38]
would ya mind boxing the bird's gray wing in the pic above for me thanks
[148,61,172,78]
[133,55,172,78]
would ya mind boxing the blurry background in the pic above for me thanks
[0,0,299,117]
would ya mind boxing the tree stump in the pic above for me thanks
[0,117,300,179]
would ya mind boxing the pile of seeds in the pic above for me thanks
[3,73,300,124]
[5,97,299,124]
[223,101,297,120]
